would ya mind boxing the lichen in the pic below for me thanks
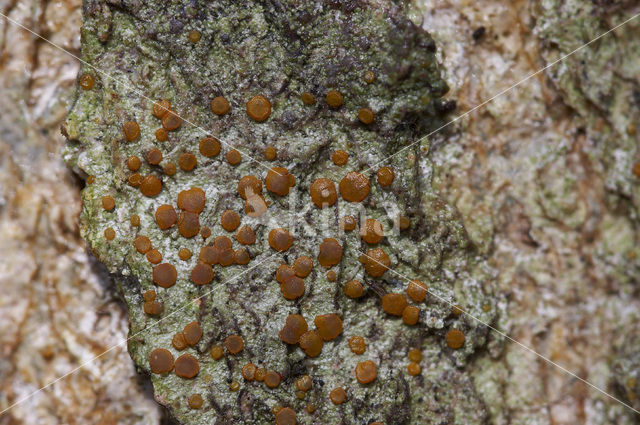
[63,1,499,424]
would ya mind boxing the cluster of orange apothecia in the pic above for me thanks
[82,66,465,424]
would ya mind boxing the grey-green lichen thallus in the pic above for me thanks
[63,1,497,423]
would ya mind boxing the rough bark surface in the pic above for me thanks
[0,0,639,424]
[419,0,640,423]
[0,0,164,424]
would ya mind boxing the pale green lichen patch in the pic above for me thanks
[535,2,640,415]
[64,1,499,424]
[419,0,640,422]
